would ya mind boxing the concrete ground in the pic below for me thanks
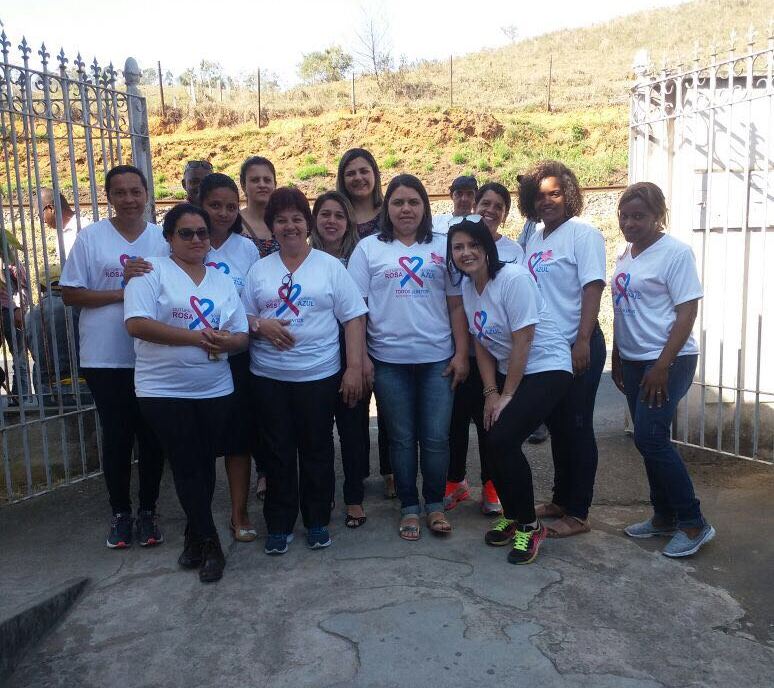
[1,372,773,687]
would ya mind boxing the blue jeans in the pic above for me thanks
[622,354,705,529]
[373,358,454,515]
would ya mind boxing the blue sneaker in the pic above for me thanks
[662,525,716,558]
[106,513,134,549]
[264,533,294,555]
[624,518,677,539]
[307,527,332,549]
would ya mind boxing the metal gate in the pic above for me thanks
[0,31,153,503]
[628,29,774,464]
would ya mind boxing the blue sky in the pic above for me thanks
[3,0,689,85]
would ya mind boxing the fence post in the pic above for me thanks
[124,57,156,221]
[157,60,165,116]
[257,68,262,128]
[351,71,356,114]
[449,55,453,108]
[547,53,553,112]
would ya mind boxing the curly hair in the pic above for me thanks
[618,182,669,230]
[517,160,583,222]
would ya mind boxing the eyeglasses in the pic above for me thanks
[185,160,213,171]
[448,214,483,228]
[176,228,210,241]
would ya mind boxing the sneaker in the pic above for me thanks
[307,527,332,549]
[480,480,503,516]
[199,537,225,583]
[178,530,203,569]
[624,518,677,539]
[136,509,164,547]
[507,523,547,565]
[106,513,134,549]
[264,533,294,555]
[444,480,470,511]
[527,423,549,444]
[484,516,517,546]
[662,525,716,558]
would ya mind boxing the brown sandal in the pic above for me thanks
[535,502,565,519]
[546,515,591,538]
[427,511,452,536]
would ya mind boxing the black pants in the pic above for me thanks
[82,367,164,515]
[448,357,489,484]
[365,391,392,477]
[544,325,606,519]
[251,373,338,533]
[336,392,370,505]
[139,395,231,539]
[486,370,573,524]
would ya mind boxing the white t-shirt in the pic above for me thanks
[60,215,81,261]
[242,249,367,382]
[60,219,169,368]
[124,257,248,398]
[205,232,260,296]
[461,263,572,376]
[613,234,703,361]
[495,235,524,263]
[432,213,453,235]
[348,233,461,364]
[522,218,606,344]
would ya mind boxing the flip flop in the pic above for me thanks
[229,519,257,542]
[344,509,367,529]
[546,515,591,538]
[399,515,420,541]
[427,511,452,536]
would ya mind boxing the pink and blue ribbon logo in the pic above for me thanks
[527,249,552,280]
[276,283,302,316]
[614,272,631,306]
[398,256,424,287]
[473,310,490,341]
[206,261,230,274]
[119,253,136,287]
[189,295,215,329]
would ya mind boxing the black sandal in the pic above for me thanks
[344,510,367,529]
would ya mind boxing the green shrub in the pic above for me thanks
[296,164,328,180]
[383,154,399,169]
[451,151,468,165]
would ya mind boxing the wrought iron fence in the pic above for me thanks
[628,28,774,464]
[0,32,153,503]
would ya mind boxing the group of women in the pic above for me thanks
[58,147,715,584]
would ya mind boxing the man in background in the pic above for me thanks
[181,160,213,205]
[433,175,478,234]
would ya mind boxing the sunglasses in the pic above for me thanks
[448,214,483,227]
[185,160,213,171]
[176,228,210,241]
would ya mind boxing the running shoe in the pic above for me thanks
[264,533,294,555]
[484,517,517,546]
[136,509,164,547]
[624,518,677,539]
[444,480,470,511]
[307,527,332,549]
[480,480,502,516]
[106,513,134,549]
[662,525,716,558]
[507,523,547,565]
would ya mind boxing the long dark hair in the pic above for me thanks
[198,173,243,235]
[517,160,583,222]
[336,148,383,210]
[162,202,211,240]
[446,218,505,286]
[310,191,359,260]
[378,174,433,244]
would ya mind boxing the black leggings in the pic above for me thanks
[485,370,573,524]
[139,395,231,539]
[82,367,164,515]
[448,357,489,484]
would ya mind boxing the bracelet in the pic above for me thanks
[482,386,499,397]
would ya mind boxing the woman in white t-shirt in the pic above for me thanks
[612,182,715,558]
[242,187,367,555]
[446,182,524,517]
[448,218,572,564]
[348,174,470,541]
[517,160,607,538]
[125,203,248,583]
[60,164,168,551]
[199,173,261,543]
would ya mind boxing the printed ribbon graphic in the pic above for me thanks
[189,295,215,329]
[206,261,230,274]
[276,283,301,316]
[527,250,552,280]
[614,272,631,306]
[119,253,137,287]
[473,310,489,341]
[398,256,424,287]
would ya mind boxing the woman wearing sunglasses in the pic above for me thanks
[242,187,367,555]
[199,174,261,543]
[124,203,249,583]
[446,183,524,517]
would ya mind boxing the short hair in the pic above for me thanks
[517,160,583,222]
[39,188,72,212]
[162,202,211,240]
[239,156,276,188]
[310,191,359,261]
[198,173,242,235]
[378,174,433,245]
[476,182,511,214]
[618,181,669,230]
[183,159,213,175]
[105,164,147,195]
[265,187,313,235]
[336,148,383,210]
[446,218,505,286]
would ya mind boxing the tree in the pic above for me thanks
[354,8,393,92]
[140,67,157,85]
[501,25,519,43]
[298,46,353,84]
[178,67,197,87]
